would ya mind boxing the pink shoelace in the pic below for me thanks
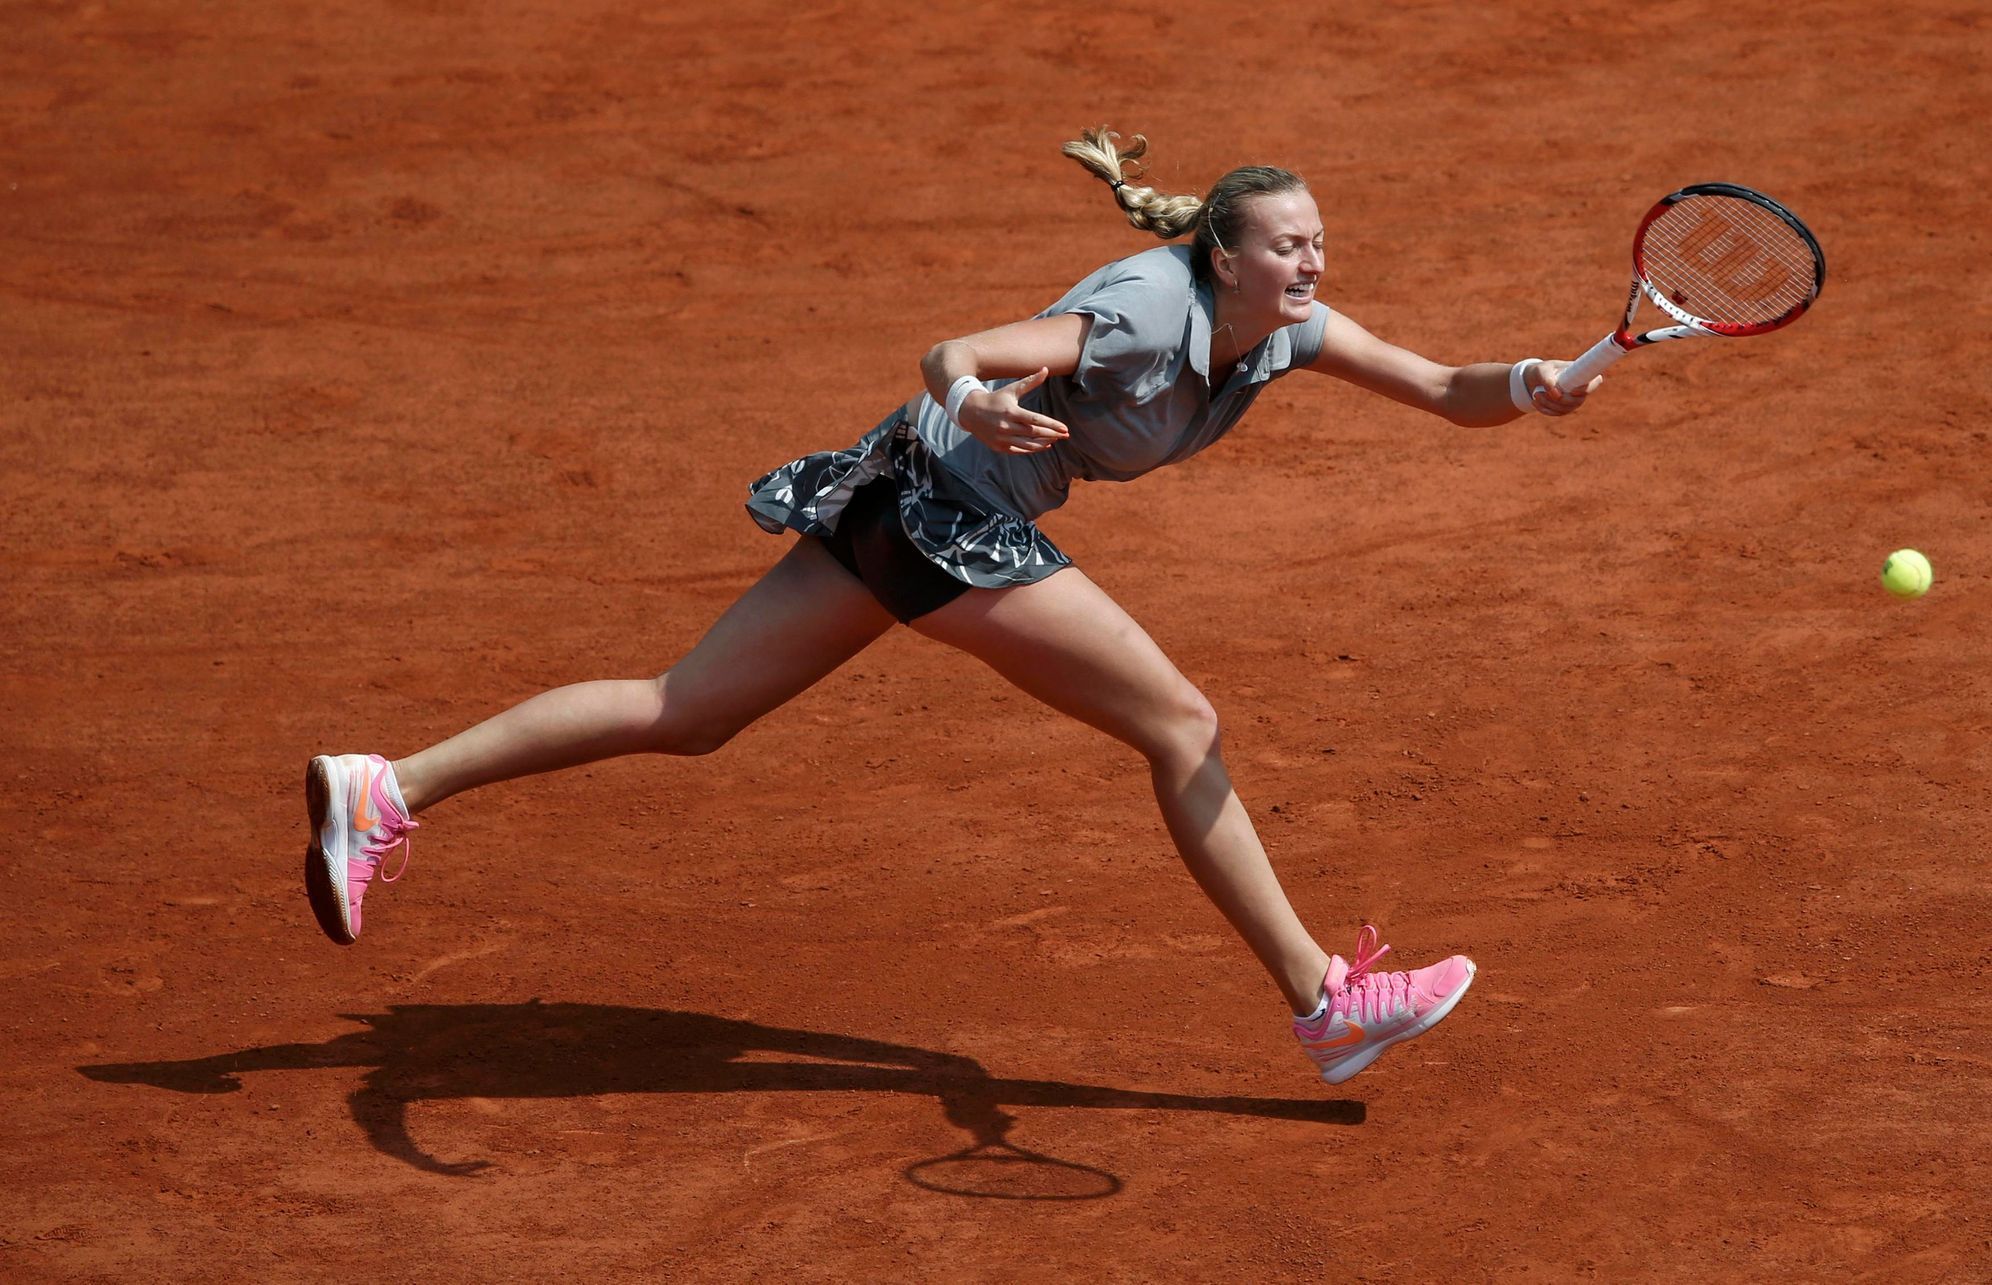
[1328,925,1414,1025]
[350,811,417,888]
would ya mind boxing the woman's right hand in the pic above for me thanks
[958,367,1071,455]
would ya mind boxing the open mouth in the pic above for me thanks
[1284,280,1316,300]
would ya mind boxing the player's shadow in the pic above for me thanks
[79,1000,1361,1196]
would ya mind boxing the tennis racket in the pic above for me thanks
[1559,182,1825,390]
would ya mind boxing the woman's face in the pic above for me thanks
[1212,189,1325,328]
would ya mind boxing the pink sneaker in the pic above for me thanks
[304,754,416,945]
[1293,925,1475,1085]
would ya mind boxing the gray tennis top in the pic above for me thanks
[911,244,1331,522]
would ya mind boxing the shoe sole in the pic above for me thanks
[1317,959,1476,1086]
[303,758,357,946]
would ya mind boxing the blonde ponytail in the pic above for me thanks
[1061,126,1309,284]
[1061,126,1204,239]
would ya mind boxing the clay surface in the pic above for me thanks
[5,1,1986,1278]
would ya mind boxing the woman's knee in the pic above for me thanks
[1142,685,1222,767]
[643,673,744,757]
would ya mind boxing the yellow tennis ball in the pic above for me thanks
[1880,549,1932,599]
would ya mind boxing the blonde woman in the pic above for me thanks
[306,128,1594,1086]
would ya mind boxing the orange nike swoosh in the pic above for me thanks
[352,764,380,832]
[1302,1023,1366,1051]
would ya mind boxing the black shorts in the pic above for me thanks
[817,474,971,623]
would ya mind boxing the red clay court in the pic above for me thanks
[4,1,1987,1278]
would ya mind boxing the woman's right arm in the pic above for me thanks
[920,313,1090,455]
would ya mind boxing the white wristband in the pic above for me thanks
[1508,358,1544,414]
[944,375,985,428]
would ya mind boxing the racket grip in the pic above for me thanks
[1558,334,1628,390]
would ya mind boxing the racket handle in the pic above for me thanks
[1558,333,1628,390]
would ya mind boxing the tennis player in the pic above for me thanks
[304,127,1593,1086]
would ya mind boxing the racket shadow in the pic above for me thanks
[77,999,1363,1190]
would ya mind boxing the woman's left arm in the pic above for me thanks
[1301,310,1594,426]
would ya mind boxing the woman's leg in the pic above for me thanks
[394,536,897,812]
[910,568,1332,1015]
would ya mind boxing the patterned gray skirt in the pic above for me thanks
[744,407,1072,589]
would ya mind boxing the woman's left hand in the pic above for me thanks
[1530,361,1598,417]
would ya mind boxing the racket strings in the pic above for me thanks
[1642,197,1819,326]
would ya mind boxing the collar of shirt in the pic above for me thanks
[1187,277,1279,391]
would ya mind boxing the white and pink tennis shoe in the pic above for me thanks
[304,753,417,945]
[1293,925,1475,1085]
